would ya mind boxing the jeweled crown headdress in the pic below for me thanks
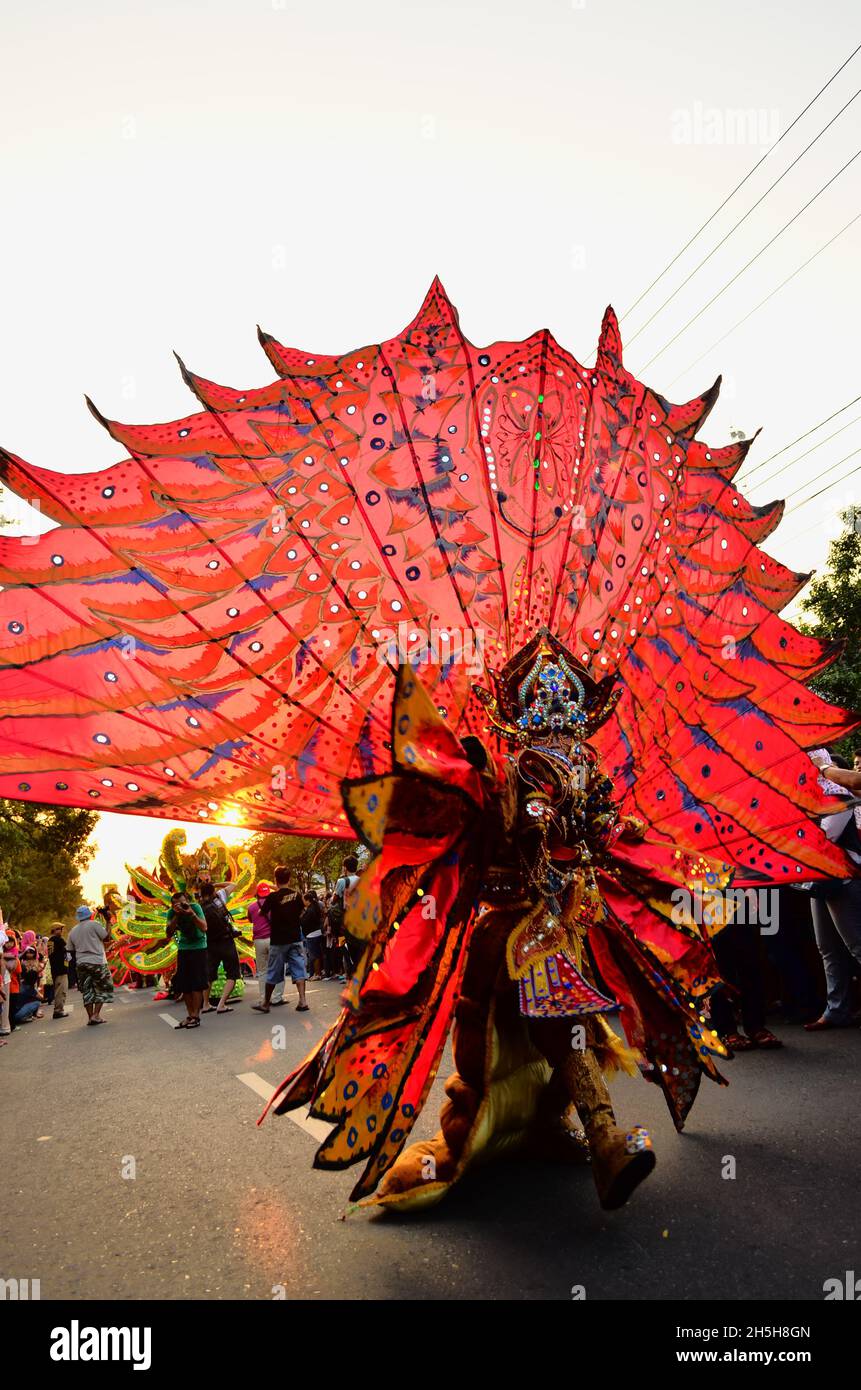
[474,629,620,747]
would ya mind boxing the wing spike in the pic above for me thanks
[687,428,761,479]
[596,305,623,375]
[257,325,291,377]
[402,276,460,336]
[742,497,784,543]
[720,427,762,477]
[84,394,113,432]
[0,444,22,486]
[665,376,722,438]
[173,350,198,399]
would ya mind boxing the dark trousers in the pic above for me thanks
[765,891,822,1019]
[344,930,364,972]
[711,921,766,1037]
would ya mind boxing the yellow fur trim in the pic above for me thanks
[594,1014,643,1078]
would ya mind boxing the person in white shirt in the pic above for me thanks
[804,750,861,1031]
[67,905,114,1026]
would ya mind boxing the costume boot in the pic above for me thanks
[561,1046,655,1210]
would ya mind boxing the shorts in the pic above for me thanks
[266,941,308,984]
[207,940,241,980]
[173,950,210,994]
[77,962,115,1008]
[304,935,323,965]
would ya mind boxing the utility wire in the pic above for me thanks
[665,208,861,388]
[745,412,861,497]
[748,440,861,509]
[639,146,861,371]
[776,463,861,547]
[626,88,861,348]
[782,445,861,511]
[620,40,861,322]
[741,394,861,482]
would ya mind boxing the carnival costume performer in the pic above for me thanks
[0,283,856,1210]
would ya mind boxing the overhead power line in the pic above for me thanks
[626,89,861,349]
[741,394,861,482]
[667,211,861,389]
[620,40,861,322]
[782,445,861,512]
[745,412,861,497]
[638,146,861,372]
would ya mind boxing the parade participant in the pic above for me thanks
[36,937,51,1006]
[165,891,209,1028]
[803,751,861,1031]
[329,856,361,976]
[18,945,45,1020]
[251,868,308,1013]
[67,905,113,1026]
[0,287,856,1213]
[248,881,285,1005]
[709,927,783,1052]
[300,891,325,978]
[3,939,40,1027]
[48,924,70,1020]
[0,914,9,1041]
[197,879,240,1015]
[19,944,42,993]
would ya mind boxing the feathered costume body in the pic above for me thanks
[0,282,855,1208]
[113,829,257,979]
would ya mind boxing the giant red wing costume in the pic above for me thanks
[1,281,855,1209]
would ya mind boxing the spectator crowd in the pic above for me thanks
[0,854,363,1041]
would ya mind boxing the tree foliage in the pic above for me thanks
[241,832,362,895]
[800,506,861,757]
[0,801,98,929]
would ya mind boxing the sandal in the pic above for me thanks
[175,1018,194,1029]
[201,1006,216,1013]
[750,1028,783,1049]
[215,1006,234,1014]
[296,1003,310,1012]
[251,1004,269,1013]
[724,1032,755,1051]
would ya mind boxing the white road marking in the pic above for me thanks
[236,1071,332,1143]
[159,1012,181,1028]
[236,1071,275,1102]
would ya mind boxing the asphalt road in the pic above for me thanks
[2,979,859,1301]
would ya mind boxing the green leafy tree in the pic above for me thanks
[0,802,98,929]
[799,506,861,758]
[241,833,362,895]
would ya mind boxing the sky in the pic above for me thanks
[1,0,859,900]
